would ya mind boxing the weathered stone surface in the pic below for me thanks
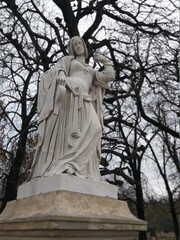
[30,36,115,181]
[0,190,147,239]
[17,174,118,199]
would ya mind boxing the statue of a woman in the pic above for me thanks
[30,36,115,181]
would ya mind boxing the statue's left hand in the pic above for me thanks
[93,53,109,64]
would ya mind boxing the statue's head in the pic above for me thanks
[67,36,88,59]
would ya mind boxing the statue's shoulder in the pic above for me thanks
[42,56,74,79]
[57,55,74,63]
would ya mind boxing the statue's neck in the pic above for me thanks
[75,56,86,65]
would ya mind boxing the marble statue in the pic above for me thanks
[30,36,115,181]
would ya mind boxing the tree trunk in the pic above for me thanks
[0,133,27,213]
[135,178,147,240]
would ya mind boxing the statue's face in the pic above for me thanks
[72,37,85,57]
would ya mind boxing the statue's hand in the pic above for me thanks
[57,71,66,87]
[93,53,110,65]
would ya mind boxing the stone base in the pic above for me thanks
[0,190,147,240]
[17,174,118,199]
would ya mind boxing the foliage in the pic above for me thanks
[145,197,180,233]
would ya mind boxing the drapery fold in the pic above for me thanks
[30,56,110,180]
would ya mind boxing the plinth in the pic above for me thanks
[0,175,147,239]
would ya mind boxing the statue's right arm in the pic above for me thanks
[57,70,67,87]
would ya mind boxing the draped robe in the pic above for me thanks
[30,56,113,180]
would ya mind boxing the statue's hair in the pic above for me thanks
[67,36,88,59]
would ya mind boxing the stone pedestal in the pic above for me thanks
[17,174,118,199]
[0,175,147,239]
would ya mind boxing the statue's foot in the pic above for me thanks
[65,167,75,175]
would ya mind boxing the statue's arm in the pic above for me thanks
[93,53,115,88]
[37,56,71,122]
